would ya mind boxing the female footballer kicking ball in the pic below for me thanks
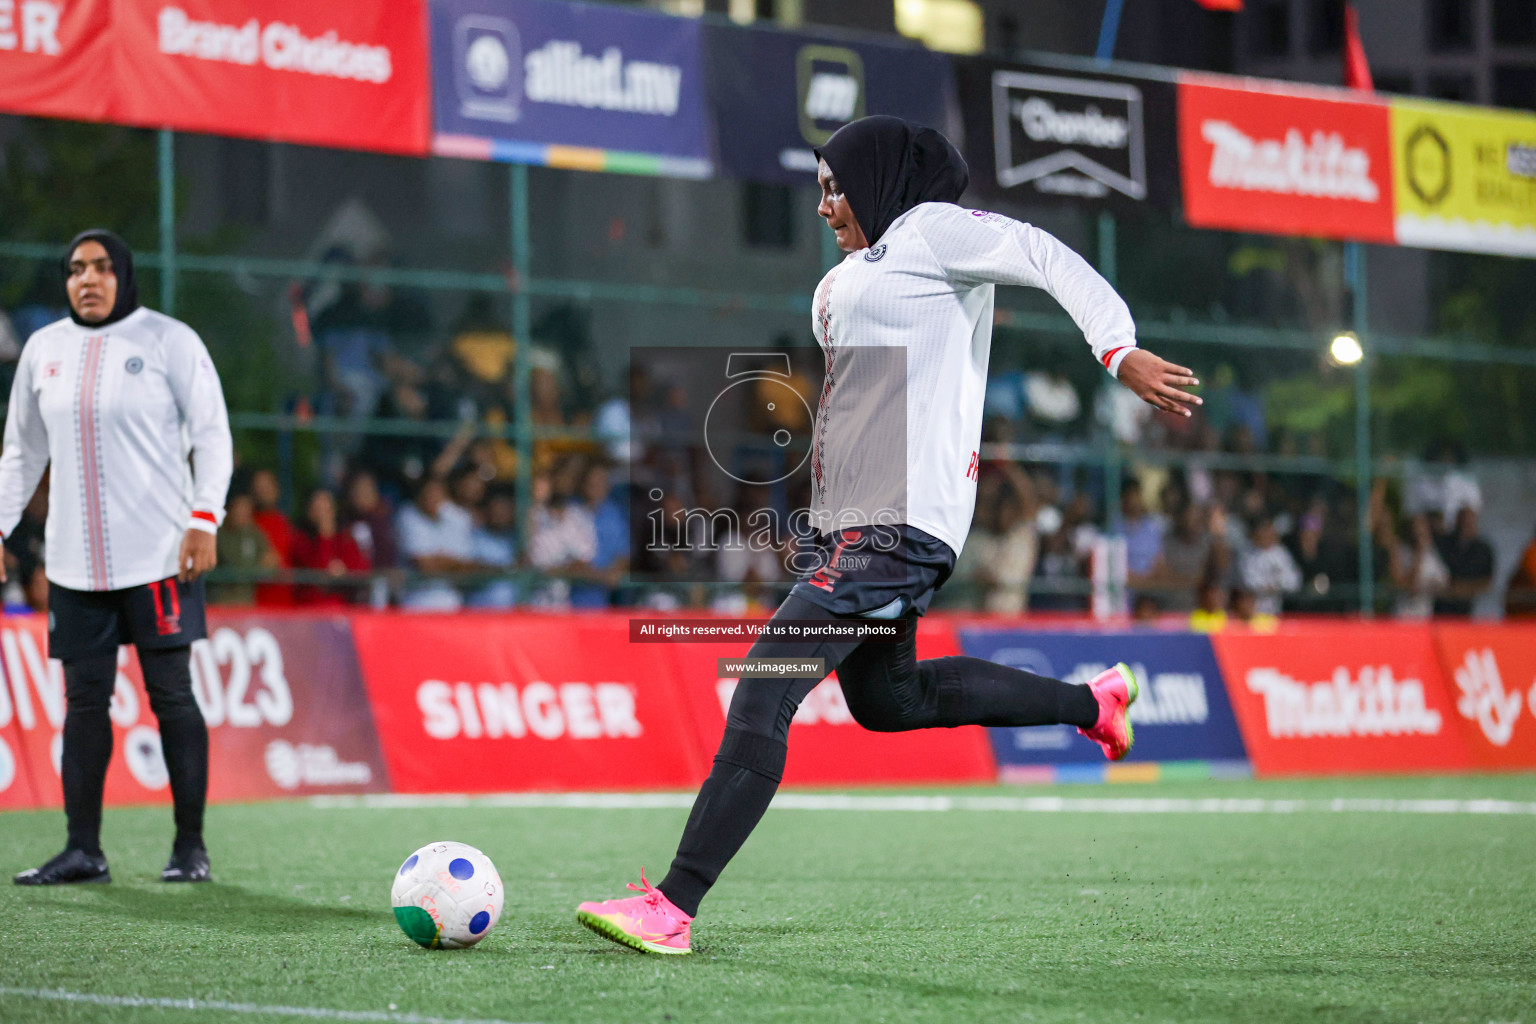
[577,116,1202,954]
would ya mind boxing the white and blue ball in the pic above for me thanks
[390,841,503,949]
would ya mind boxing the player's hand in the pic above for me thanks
[1116,349,1203,417]
[179,529,217,582]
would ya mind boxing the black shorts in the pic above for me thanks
[48,576,208,663]
[789,524,956,619]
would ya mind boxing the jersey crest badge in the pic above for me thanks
[863,244,887,262]
[125,357,143,374]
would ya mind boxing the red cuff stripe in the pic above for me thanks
[1101,345,1130,369]
[190,510,217,524]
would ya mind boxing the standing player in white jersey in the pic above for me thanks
[576,117,1202,954]
[5,230,233,885]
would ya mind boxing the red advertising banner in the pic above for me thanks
[0,1,428,155]
[0,613,388,811]
[192,613,390,801]
[1209,623,1471,776]
[1177,74,1395,243]
[17,609,1536,808]
[0,616,54,810]
[666,618,997,786]
[1432,624,1536,770]
[0,0,114,122]
[351,614,709,793]
[115,0,430,154]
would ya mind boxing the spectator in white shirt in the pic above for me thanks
[524,471,597,608]
[1024,370,1080,436]
[396,477,476,611]
[1240,518,1301,617]
[529,475,598,571]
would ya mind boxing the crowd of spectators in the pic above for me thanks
[199,451,632,613]
[946,444,1518,624]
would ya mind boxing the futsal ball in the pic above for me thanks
[391,841,504,949]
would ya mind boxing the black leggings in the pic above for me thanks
[658,594,1098,916]
[62,646,208,857]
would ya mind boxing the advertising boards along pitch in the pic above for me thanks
[429,0,712,176]
[1208,623,1471,776]
[1176,73,1395,243]
[703,21,955,185]
[0,0,431,154]
[0,613,389,811]
[956,628,1247,772]
[1390,98,1536,257]
[0,0,115,124]
[1431,623,1536,769]
[956,57,1181,212]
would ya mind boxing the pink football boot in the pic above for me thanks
[576,870,693,955]
[1077,663,1140,761]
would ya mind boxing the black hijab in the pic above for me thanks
[62,229,139,327]
[814,115,969,247]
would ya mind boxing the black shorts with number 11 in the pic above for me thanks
[48,576,208,663]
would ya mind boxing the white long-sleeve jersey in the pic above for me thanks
[809,202,1137,557]
[0,307,233,591]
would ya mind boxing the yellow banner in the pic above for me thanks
[1390,98,1536,256]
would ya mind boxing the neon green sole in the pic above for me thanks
[576,911,692,955]
[1114,662,1139,762]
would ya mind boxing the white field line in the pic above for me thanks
[308,793,1536,815]
[0,987,533,1024]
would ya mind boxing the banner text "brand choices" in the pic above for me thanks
[158,6,393,84]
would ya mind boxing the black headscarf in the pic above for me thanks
[62,229,139,327]
[814,115,969,247]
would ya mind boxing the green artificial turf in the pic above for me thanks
[2,774,1534,1024]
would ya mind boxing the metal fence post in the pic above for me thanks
[1355,351,1373,615]
[1347,241,1374,616]
[158,130,177,316]
[510,163,534,555]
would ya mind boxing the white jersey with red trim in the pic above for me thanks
[0,307,233,591]
[809,202,1137,557]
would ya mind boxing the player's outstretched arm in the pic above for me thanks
[924,211,1201,406]
[1116,349,1203,418]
